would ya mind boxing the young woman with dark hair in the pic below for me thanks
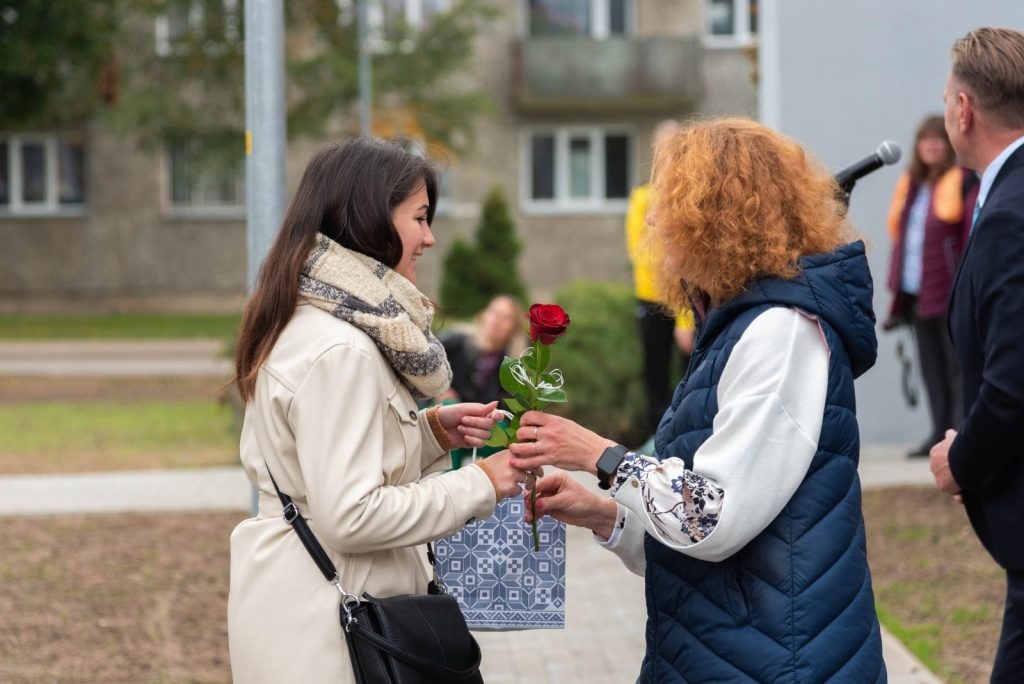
[228,138,528,684]
[884,114,978,457]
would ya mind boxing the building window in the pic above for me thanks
[155,0,241,57]
[706,0,757,45]
[528,0,630,38]
[167,137,245,216]
[523,127,632,212]
[0,135,86,216]
[337,0,450,51]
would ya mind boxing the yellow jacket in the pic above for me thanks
[626,184,694,331]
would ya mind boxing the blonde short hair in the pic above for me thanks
[951,27,1024,129]
[648,117,854,309]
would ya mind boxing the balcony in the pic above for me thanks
[511,36,704,115]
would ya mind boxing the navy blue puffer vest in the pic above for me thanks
[641,242,886,683]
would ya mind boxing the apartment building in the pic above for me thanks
[0,0,757,310]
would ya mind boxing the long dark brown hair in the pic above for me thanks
[235,137,438,401]
[908,115,955,183]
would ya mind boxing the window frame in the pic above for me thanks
[162,137,246,220]
[519,125,634,215]
[155,0,241,57]
[703,0,758,48]
[0,134,87,218]
[522,0,634,39]
[337,0,451,53]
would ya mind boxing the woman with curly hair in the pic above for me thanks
[507,118,886,682]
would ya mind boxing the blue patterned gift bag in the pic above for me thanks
[433,496,566,630]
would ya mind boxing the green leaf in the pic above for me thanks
[537,388,567,403]
[518,349,538,374]
[503,396,526,414]
[499,357,529,397]
[484,429,509,448]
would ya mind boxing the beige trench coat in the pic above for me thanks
[228,303,497,684]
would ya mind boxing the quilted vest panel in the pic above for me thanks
[641,304,885,684]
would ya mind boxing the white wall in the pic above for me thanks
[759,0,1024,444]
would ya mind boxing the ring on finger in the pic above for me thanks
[532,442,538,455]
[533,426,539,441]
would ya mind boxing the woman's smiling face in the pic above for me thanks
[391,184,434,284]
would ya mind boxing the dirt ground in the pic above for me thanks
[863,486,1004,684]
[0,512,241,684]
[0,378,1006,682]
[0,489,1004,684]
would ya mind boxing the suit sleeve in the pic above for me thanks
[949,204,1024,494]
[290,344,496,554]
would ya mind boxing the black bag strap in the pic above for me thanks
[266,468,338,582]
[263,465,475,678]
[263,467,443,587]
[346,602,483,681]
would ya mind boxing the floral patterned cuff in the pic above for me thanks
[610,451,725,547]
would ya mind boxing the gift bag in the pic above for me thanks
[433,497,566,630]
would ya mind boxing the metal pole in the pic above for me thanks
[245,0,287,514]
[245,0,287,290]
[358,0,372,137]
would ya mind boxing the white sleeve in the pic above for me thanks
[594,503,647,576]
[611,307,829,563]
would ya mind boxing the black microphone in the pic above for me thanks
[835,140,902,192]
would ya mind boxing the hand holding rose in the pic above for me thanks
[525,470,618,540]
[509,411,616,476]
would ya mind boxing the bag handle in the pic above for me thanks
[346,600,483,681]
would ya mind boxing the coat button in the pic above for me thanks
[409,410,417,421]
[631,479,639,488]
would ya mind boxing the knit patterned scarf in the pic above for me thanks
[298,234,452,400]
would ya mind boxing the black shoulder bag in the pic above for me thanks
[266,469,484,684]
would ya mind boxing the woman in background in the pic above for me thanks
[885,114,978,457]
[440,294,524,406]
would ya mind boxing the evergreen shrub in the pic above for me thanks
[439,187,527,317]
[548,280,649,448]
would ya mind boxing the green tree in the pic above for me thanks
[1,0,499,160]
[0,1,121,127]
[440,186,527,317]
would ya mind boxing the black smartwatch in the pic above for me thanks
[596,444,629,490]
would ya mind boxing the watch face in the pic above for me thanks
[598,446,627,478]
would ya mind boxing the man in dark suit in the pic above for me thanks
[930,27,1024,682]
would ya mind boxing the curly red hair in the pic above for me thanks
[647,117,855,310]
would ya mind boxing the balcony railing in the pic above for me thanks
[511,36,704,114]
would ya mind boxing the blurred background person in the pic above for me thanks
[884,114,978,457]
[439,294,525,406]
[626,119,695,442]
[438,294,525,467]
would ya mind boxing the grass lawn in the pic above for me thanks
[0,313,241,340]
[864,486,1004,683]
[0,399,239,474]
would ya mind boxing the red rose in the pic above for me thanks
[528,303,571,345]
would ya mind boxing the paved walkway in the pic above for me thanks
[0,340,233,376]
[0,339,943,682]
